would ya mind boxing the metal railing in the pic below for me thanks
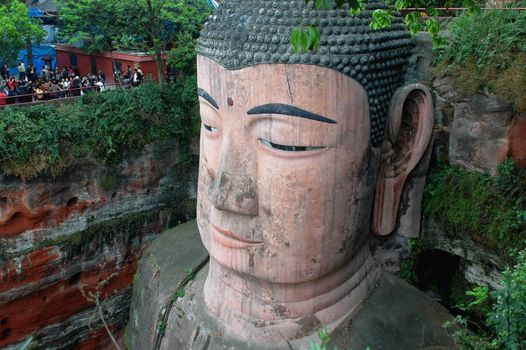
[0,82,144,108]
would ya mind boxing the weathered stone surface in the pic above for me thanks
[329,272,455,350]
[405,32,434,83]
[0,144,198,348]
[126,220,208,350]
[129,220,455,350]
[508,114,526,168]
[432,77,469,104]
[449,97,512,173]
[421,220,504,289]
[5,289,131,350]
[431,77,526,173]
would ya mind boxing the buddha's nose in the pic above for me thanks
[210,143,259,216]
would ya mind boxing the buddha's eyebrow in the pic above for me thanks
[198,88,219,109]
[247,103,337,124]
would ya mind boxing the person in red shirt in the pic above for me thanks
[0,90,7,106]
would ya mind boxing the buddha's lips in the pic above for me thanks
[211,224,264,248]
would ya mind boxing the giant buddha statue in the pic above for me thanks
[127,1,455,349]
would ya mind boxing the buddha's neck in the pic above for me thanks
[203,242,378,327]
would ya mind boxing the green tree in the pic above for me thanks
[124,0,210,82]
[57,0,129,79]
[445,246,526,350]
[0,0,46,65]
[488,248,526,349]
[58,0,210,83]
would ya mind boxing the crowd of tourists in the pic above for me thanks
[0,62,144,106]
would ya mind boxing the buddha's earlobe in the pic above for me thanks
[372,84,434,236]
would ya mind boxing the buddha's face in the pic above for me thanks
[196,55,379,284]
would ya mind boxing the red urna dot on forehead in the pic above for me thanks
[227,97,234,106]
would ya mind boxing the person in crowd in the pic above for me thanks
[34,83,45,101]
[26,64,33,81]
[0,80,8,106]
[0,63,144,107]
[29,65,38,83]
[5,77,17,104]
[60,66,67,80]
[40,65,50,82]
[123,65,133,87]
[132,67,144,86]
[95,77,105,92]
[0,64,7,80]
[18,61,26,81]
[71,76,81,96]
[16,80,33,103]
[47,80,61,99]
[61,77,70,97]
[98,70,106,84]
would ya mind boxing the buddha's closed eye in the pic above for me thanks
[259,139,325,152]
[203,124,219,133]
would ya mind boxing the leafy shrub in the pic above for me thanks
[0,77,199,179]
[423,158,526,253]
[445,246,526,350]
[434,3,526,110]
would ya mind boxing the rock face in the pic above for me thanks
[420,220,504,290]
[0,144,197,349]
[432,76,525,174]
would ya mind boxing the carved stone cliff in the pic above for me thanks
[0,143,197,349]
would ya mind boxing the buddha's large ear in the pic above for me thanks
[372,83,434,236]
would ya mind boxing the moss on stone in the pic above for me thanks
[35,209,163,259]
[423,158,526,256]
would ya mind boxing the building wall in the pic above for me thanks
[56,47,165,84]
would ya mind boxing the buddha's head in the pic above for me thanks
[195,0,433,335]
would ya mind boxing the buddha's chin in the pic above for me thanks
[202,242,379,344]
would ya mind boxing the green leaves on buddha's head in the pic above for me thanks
[291,26,320,53]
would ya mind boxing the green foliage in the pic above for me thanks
[291,26,321,53]
[98,173,117,192]
[464,286,491,313]
[174,287,185,300]
[157,321,167,336]
[127,0,211,81]
[398,239,423,284]
[185,267,195,280]
[57,0,210,81]
[423,158,526,253]
[445,246,526,350]
[0,79,199,179]
[0,0,46,65]
[166,0,211,74]
[370,9,393,30]
[434,3,526,110]
[308,328,338,350]
[34,209,162,259]
[291,0,472,52]
[57,0,129,54]
[488,248,526,349]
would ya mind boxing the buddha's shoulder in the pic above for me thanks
[330,271,457,349]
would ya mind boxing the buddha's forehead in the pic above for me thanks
[197,0,414,146]
[197,56,369,125]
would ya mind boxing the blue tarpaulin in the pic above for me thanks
[7,45,56,77]
[28,7,46,18]
[28,7,57,25]
[207,0,219,8]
